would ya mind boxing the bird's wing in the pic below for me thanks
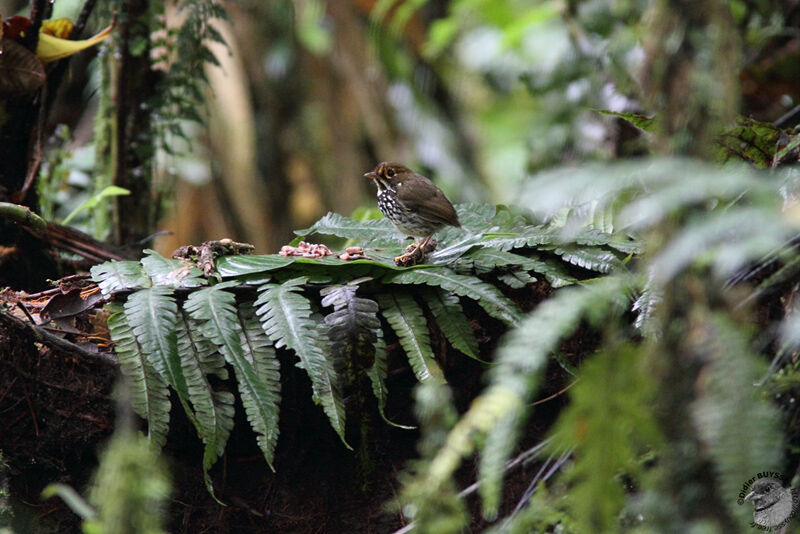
[396,175,461,227]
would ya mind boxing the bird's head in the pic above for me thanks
[364,162,413,191]
[745,478,786,510]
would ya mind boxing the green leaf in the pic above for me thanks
[61,185,130,225]
[549,344,661,533]
[176,311,235,498]
[548,245,623,273]
[255,278,349,447]
[184,284,282,469]
[774,132,800,164]
[595,109,655,132]
[422,289,483,363]
[140,250,207,288]
[385,268,523,326]
[716,117,783,168]
[377,291,444,384]
[366,329,415,429]
[215,255,295,277]
[107,304,170,448]
[295,212,399,244]
[42,483,96,521]
[124,286,195,425]
[497,270,538,288]
[91,261,150,296]
[321,285,381,371]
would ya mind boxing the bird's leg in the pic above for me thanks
[395,235,434,266]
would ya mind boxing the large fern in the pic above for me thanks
[90,200,621,493]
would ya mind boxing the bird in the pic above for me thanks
[744,477,795,527]
[364,162,461,265]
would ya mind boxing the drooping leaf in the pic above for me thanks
[124,286,195,425]
[365,329,414,429]
[385,268,523,326]
[175,311,235,497]
[321,284,381,371]
[107,304,170,448]
[184,283,281,469]
[422,289,482,362]
[377,291,445,384]
[255,277,349,447]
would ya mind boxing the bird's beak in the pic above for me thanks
[364,171,378,180]
[745,491,755,502]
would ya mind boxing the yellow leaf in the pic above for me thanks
[36,23,113,63]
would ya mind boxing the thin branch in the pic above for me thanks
[0,309,118,366]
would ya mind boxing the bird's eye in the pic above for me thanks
[386,169,395,178]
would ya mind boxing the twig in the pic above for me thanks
[531,380,578,406]
[74,0,99,37]
[0,308,118,366]
[0,202,47,235]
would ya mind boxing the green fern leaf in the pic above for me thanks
[91,260,150,296]
[473,278,630,513]
[254,278,349,447]
[237,303,282,458]
[365,329,414,429]
[385,268,523,326]
[107,304,170,448]
[176,311,235,496]
[141,249,207,288]
[321,285,381,371]
[214,255,294,277]
[497,271,538,288]
[549,245,622,273]
[478,411,521,519]
[422,289,482,362]
[377,291,445,383]
[124,286,196,423]
[479,226,555,251]
[295,212,398,244]
[184,283,282,469]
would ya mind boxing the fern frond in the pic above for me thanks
[385,268,523,326]
[422,289,481,362]
[650,207,792,284]
[184,283,282,469]
[548,344,661,533]
[693,314,784,524]
[295,212,398,244]
[549,245,623,273]
[254,278,348,447]
[456,247,577,287]
[479,226,555,252]
[321,285,381,371]
[459,279,630,515]
[107,304,170,448]
[124,286,195,423]
[497,271,538,288]
[91,260,150,296]
[364,329,413,429]
[175,311,235,496]
[377,291,444,383]
[478,411,522,519]
[140,249,207,288]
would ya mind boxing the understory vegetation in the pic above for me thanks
[2,0,800,533]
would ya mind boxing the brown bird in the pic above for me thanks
[364,162,461,265]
